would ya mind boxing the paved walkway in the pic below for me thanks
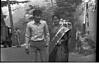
[1,47,96,62]
[68,52,95,62]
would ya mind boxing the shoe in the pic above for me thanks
[1,45,4,48]
[21,44,26,47]
[4,45,7,48]
[8,45,12,47]
[12,46,17,48]
[17,46,21,48]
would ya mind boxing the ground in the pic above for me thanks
[1,47,95,62]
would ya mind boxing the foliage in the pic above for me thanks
[54,0,82,20]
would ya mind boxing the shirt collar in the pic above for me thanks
[33,20,42,25]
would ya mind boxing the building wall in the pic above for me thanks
[77,1,96,43]
[87,10,96,43]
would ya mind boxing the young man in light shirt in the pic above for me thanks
[25,9,50,62]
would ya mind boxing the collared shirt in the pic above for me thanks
[25,20,50,44]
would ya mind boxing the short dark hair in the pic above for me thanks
[52,15,60,20]
[33,9,42,16]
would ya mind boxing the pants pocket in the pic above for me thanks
[29,41,46,49]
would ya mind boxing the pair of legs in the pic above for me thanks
[29,41,49,62]
[2,40,12,47]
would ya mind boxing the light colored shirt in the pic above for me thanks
[25,20,50,47]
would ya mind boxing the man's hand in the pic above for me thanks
[25,44,30,54]
[45,38,50,47]
[45,43,49,47]
[25,48,29,54]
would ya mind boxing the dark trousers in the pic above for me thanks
[2,40,12,47]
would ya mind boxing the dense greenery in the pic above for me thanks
[56,0,81,19]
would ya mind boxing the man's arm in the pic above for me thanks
[25,23,31,49]
[44,22,50,46]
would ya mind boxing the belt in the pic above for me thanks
[29,39,45,42]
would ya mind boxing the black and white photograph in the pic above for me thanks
[1,0,97,62]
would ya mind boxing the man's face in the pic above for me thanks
[34,15,41,23]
